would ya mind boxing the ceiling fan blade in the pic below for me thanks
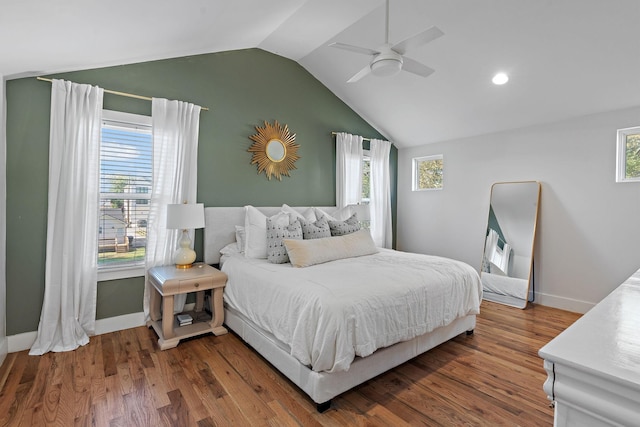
[328,42,379,56]
[347,65,372,83]
[392,26,444,55]
[401,57,435,78]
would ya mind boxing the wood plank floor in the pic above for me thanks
[0,301,581,426]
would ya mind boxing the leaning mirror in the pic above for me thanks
[248,120,300,181]
[481,181,541,309]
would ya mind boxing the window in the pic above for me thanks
[362,150,371,203]
[412,154,443,191]
[616,126,640,182]
[99,110,152,274]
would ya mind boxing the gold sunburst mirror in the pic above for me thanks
[248,120,300,180]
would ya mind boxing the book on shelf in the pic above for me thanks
[177,313,193,325]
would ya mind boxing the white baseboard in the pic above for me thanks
[534,292,594,314]
[8,311,146,353]
[8,331,37,353]
[94,312,146,336]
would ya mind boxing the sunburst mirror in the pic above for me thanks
[248,120,300,180]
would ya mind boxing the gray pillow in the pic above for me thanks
[266,218,302,264]
[299,216,332,239]
[328,213,361,236]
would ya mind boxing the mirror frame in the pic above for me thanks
[481,180,541,309]
[248,120,300,181]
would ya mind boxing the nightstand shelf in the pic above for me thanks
[147,263,227,350]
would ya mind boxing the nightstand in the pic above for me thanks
[147,263,228,350]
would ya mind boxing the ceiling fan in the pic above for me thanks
[329,0,443,83]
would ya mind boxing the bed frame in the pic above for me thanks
[203,206,476,411]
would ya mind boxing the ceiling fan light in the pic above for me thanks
[492,72,509,85]
[371,58,402,77]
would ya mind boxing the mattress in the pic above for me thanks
[221,248,482,373]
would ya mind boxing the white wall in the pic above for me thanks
[397,106,640,313]
[0,76,7,365]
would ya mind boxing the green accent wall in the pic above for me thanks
[5,48,397,335]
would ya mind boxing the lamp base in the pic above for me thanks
[174,230,197,269]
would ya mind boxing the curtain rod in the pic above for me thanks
[36,77,209,111]
[331,131,372,142]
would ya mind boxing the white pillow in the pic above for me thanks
[220,242,241,256]
[314,206,352,221]
[244,205,289,259]
[283,229,378,268]
[281,204,316,222]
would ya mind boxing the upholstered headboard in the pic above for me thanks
[203,206,335,264]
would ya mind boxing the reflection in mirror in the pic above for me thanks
[266,139,286,162]
[481,181,540,309]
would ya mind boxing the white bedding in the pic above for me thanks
[481,272,528,300]
[221,249,482,373]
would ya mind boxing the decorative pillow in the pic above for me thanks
[281,204,317,223]
[235,225,246,252]
[314,206,352,221]
[244,205,290,259]
[299,216,331,239]
[266,218,302,264]
[328,213,361,236]
[284,229,378,268]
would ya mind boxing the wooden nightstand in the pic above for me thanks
[147,263,228,350]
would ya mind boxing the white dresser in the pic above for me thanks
[539,269,640,426]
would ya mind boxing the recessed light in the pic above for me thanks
[492,72,509,85]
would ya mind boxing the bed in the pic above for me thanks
[203,205,482,411]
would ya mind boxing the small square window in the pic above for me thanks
[616,127,640,183]
[412,155,443,191]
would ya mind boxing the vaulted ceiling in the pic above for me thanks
[2,0,639,147]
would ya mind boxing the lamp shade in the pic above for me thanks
[166,203,205,230]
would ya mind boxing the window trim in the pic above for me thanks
[616,126,640,183]
[412,154,444,191]
[98,266,145,282]
[98,110,152,282]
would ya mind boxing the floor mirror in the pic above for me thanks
[481,181,541,309]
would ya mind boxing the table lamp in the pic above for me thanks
[166,202,205,269]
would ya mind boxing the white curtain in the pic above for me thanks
[484,229,499,270]
[335,132,363,209]
[144,98,201,319]
[370,138,393,248]
[30,80,103,355]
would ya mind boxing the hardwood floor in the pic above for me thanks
[0,301,581,426]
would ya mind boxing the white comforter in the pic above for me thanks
[221,249,482,373]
